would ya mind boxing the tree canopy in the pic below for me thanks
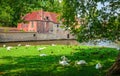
[0,0,119,42]
[0,1,120,75]
[0,0,61,27]
[61,0,120,42]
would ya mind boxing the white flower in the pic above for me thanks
[95,63,102,69]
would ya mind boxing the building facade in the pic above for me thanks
[18,10,59,32]
[17,10,75,39]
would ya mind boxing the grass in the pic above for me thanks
[0,45,119,76]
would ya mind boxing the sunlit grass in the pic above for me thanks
[0,45,119,76]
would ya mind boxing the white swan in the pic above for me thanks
[51,44,56,46]
[75,60,87,65]
[59,60,69,66]
[38,47,46,51]
[61,56,70,62]
[18,44,21,47]
[95,63,102,69]
[25,45,31,47]
[61,56,66,60]
[40,54,47,56]
[6,46,13,51]
[59,56,70,66]
[3,44,6,48]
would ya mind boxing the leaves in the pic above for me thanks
[61,0,120,42]
[0,0,62,27]
[0,0,119,42]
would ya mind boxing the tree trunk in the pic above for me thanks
[106,53,120,76]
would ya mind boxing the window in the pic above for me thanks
[31,21,34,28]
[33,34,36,37]
[67,34,70,39]
[57,24,59,28]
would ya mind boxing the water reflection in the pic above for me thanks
[81,39,120,48]
[0,40,80,47]
[0,39,119,48]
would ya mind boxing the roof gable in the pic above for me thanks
[23,10,59,23]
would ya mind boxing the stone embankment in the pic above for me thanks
[0,32,75,42]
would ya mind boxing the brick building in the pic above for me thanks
[17,10,74,39]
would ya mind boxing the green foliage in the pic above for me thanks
[0,45,119,76]
[0,1,13,26]
[61,0,120,42]
[0,0,61,27]
[0,0,119,42]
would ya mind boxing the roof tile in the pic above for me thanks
[23,10,59,23]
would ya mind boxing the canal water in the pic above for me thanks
[0,39,119,48]
[81,40,120,48]
[0,40,80,47]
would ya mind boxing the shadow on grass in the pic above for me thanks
[0,47,119,76]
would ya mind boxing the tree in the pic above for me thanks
[60,0,120,76]
[0,0,32,27]
[0,0,13,26]
[61,0,120,42]
[0,0,61,27]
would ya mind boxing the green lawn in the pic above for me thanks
[0,45,119,76]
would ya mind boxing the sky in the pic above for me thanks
[97,2,109,10]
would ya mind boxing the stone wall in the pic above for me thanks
[0,32,75,42]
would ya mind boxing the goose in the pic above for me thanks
[95,63,102,69]
[75,60,87,65]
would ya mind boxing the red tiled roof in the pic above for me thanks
[23,10,59,23]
